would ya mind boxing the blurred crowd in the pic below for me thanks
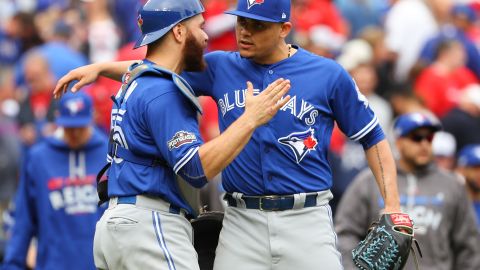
[1,0,480,268]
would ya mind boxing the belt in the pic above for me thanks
[224,193,319,211]
[114,195,186,217]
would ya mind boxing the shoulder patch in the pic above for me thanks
[168,131,197,150]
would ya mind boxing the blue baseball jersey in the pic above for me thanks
[107,65,205,214]
[2,129,108,270]
[184,47,383,195]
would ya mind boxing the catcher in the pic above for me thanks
[336,112,480,270]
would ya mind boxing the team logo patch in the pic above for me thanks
[247,0,264,9]
[278,128,318,163]
[65,98,85,115]
[168,131,197,150]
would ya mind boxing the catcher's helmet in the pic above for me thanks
[133,0,205,49]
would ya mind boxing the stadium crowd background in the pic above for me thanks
[1,0,480,267]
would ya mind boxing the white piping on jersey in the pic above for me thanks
[123,80,137,102]
[69,151,86,179]
[111,109,126,115]
[173,146,199,174]
[152,211,176,270]
[112,116,123,122]
[349,116,379,141]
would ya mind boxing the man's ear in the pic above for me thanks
[172,23,186,43]
[280,22,292,39]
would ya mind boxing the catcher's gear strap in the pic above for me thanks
[125,61,202,114]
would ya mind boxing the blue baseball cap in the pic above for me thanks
[56,92,93,127]
[225,0,290,23]
[451,4,476,22]
[393,112,442,138]
[458,145,480,167]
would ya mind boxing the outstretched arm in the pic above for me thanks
[365,139,401,213]
[53,60,137,98]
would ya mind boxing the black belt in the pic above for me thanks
[224,193,318,211]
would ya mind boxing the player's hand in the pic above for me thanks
[53,64,101,99]
[243,78,291,127]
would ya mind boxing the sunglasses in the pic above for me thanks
[406,133,434,143]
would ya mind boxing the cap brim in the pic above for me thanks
[133,26,173,49]
[401,124,442,137]
[224,10,280,22]
[56,117,91,127]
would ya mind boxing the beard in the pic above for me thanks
[182,32,206,72]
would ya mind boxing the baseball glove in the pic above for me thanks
[191,211,224,270]
[352,213,421,270]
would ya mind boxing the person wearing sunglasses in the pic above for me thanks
[335,111,480,270]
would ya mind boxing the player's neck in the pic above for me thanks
[253,43,295,65]
[146,46,184,74]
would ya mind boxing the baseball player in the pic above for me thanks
[53,0,405,269]
[2,92,108,270]
[90,1,290,270]
[335,112,480,269]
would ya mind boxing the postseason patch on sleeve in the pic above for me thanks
[168,131,197,150]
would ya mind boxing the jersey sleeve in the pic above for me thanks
[330,68,380,142]
[2,154,37,269]
[182,51,225,97]
[144,91,204,174]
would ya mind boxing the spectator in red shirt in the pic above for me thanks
[415,39,478,117]
[203,0,237,52]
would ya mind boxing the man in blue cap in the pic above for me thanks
[336,112,480,269]
[457,144,480,227]
[53,0,405,269]
[2,92,109,270]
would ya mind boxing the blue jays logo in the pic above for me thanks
[65,99,84,115]
[278,128,318,163]
[247,0,264,9]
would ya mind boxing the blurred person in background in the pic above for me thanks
[13,15,88,94]
[419,4,480,80]
[292,0,348,57]
[358,26,397,100]
[203,0,238,51]
[457,144,480,228]
[82,0,120,63]
[335,112,480,269]
[414,39,478,117]
[384,0,449,83]
[432,131,457,171]
[441,84,480,152]
[17,52,57,147]
[336,0,388,38]
[388,86,426,116]
[0,106,20,264]
[2,92,108,270]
